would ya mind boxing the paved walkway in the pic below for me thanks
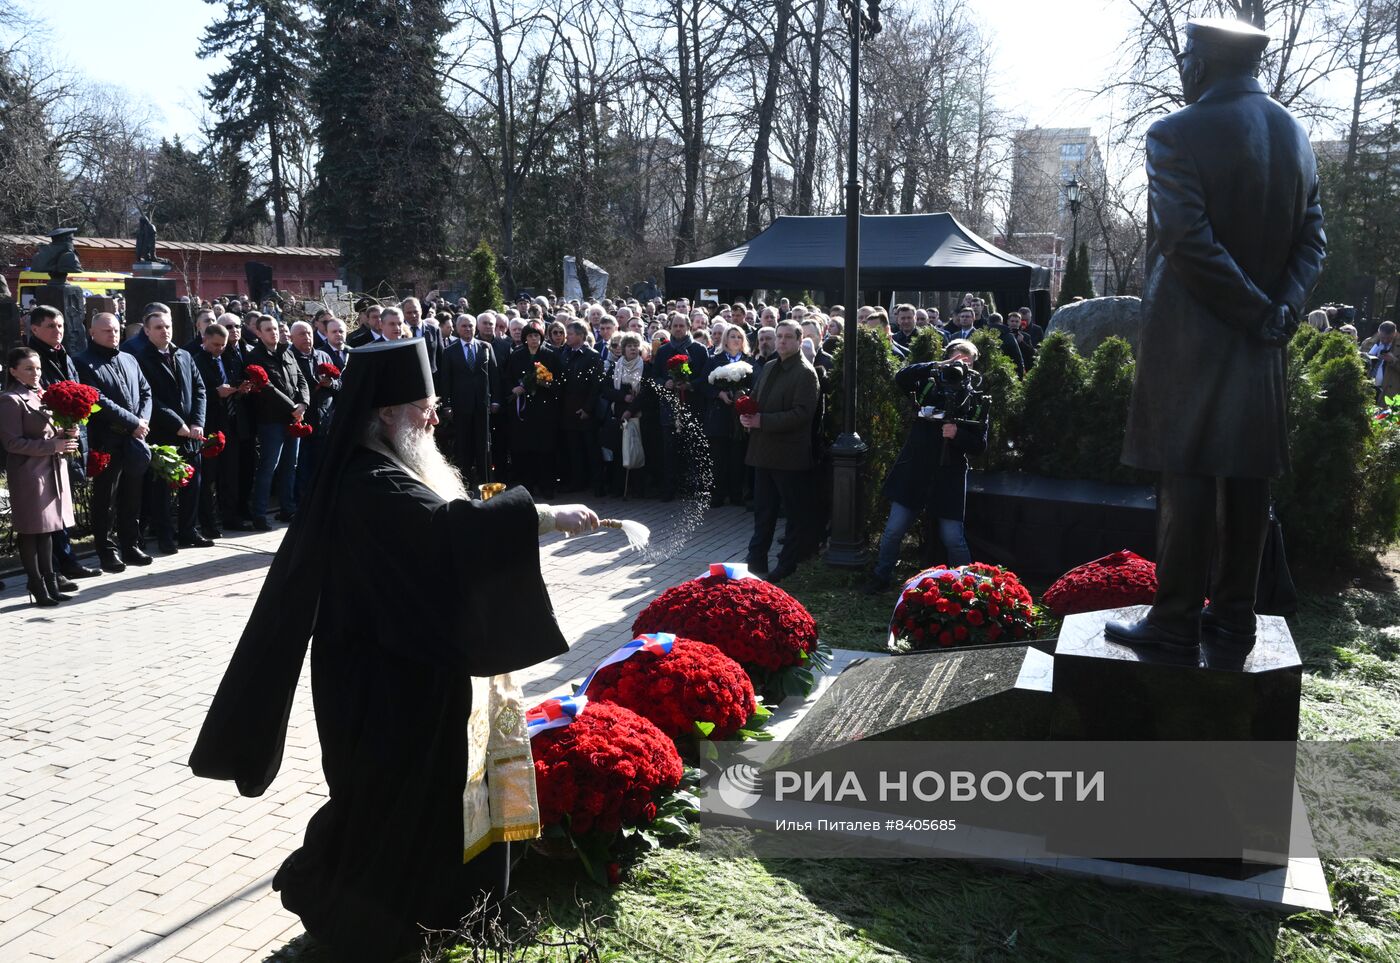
[0,496,757,962]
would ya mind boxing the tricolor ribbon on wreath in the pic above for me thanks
[525,633,679,739]
[699,562,760,581]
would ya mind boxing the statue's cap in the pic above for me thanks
[1185,18,1270,63]
[343,338,434,407]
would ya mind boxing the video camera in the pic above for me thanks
[916,359,991,432]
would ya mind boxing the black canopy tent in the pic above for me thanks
[665,213,1050,314]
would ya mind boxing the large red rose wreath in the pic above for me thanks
[631,569,827,701]
[531,699,697,882]
[1041,550,1158,617]
[586,636,763,743]
[888,563,1036,653]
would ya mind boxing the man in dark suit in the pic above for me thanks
[245,314,310,529]
[324,317,351,374]
[987,312,1026,375]
[289,320,340,502]
[477,312,513,369]
[134,303,209,553]
[402,297,443,386]
[558,320,603,493]
[441,314,501,489]
[1109,18,1326,661]
[28,305,102,578]
[77,312,153,571]
[651,313,710,500]
[191,321,251,537]
[346,302,383,348]
[1017,306,1045,346]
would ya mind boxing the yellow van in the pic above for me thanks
[18,270,131,307]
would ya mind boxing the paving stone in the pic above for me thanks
[0,497,754,959]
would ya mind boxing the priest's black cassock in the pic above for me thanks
[189,339,568,961]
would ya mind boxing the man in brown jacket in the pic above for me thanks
[740,320,819,583]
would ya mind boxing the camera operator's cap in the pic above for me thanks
[1185,18,1269,64]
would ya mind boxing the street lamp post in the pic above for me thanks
[1066,175,1082,253]
[827,0,881,569]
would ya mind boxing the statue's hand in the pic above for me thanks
[1253,304,1293,348]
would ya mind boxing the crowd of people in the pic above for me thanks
[0,286,1046,602]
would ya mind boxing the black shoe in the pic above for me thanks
[252,516,272,531]
[157,539,180,555]
[179,533,215,548]
[97,549,127,573]
[275,511,296,523]
[226,519,255,532]
[1103,617,1200,666]
[745,557,770,575]
[121,544,153,567]
[766,564,797,585]
[1201,608,1257,646]
[26,577,60,607]
[59,560,100,579]
[860,576,891,595]
[52,573,79,593]
[42,575,74,602]
[201,524,224,539]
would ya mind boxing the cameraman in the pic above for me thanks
[1362,321,1400,405]
[862,339,988,594]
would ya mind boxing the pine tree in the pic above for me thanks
[198,0,312,246]
[1076,242,1097,299]
[310,0,454,290]
[469,241,505,314]
[1058,245,1080,308]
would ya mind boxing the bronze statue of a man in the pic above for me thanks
[1107,18,1326,662]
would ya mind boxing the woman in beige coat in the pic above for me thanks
[1,347,79,606]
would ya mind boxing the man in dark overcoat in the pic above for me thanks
[1108,18,1326,660]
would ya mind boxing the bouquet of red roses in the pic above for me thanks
[243,364,269,392]
[43,380,101,442]
[150,444,195,490]
[888,563,1036,653]
[666,354,693,379]
[531,699,696,882]
[201,430,226,460]
[585,636,767,745]
[86,450,111,479]
[632,568,827,701]
[315,361,341,380]
[1041,550,1157,617]
[287,421,313,439]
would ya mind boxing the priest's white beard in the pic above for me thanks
[368,406,469,501]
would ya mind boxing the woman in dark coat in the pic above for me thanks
[599,332,653,498]
[702,325,753,507]
[863,339,988,593]
[504,321,562,498]
[0,347,79,606]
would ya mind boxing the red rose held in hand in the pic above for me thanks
[201,431,226,460]
[86,450,111,478]
[43,380,101,429]
[315,362,341,379]
[243,365,269,391]
[287,422,314,439]
[734,395,759,417]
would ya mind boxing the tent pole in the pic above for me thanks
[827,0,875,569]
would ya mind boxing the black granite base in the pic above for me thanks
[964,471,1156,578]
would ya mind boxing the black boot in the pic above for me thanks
[52,572,80,593]
[98,548,127,573]
[42,575,74,602]
[121,543,153,566]
[26,577,60,608]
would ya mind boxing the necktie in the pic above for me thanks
[216,357,227,382]
[465,339,476,367]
